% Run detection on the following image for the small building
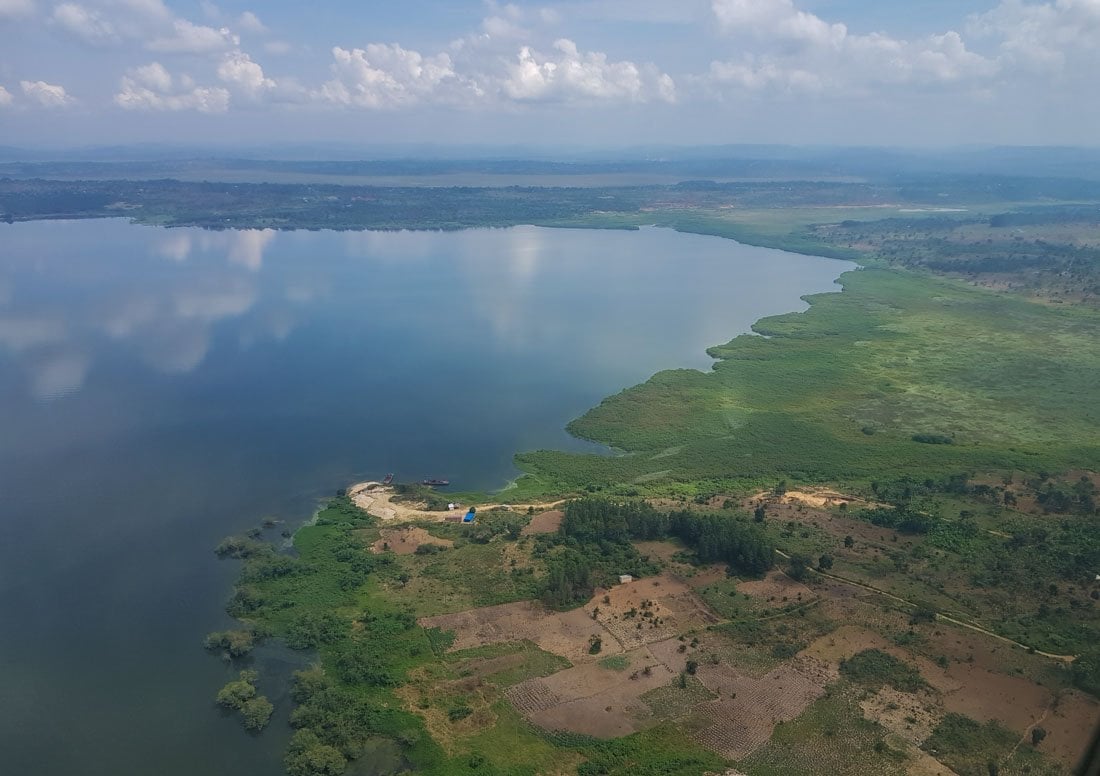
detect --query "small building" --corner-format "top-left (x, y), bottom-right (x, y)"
top-left (618, 574), bottom-right (633, 584)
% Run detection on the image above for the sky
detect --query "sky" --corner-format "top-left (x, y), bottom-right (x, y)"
top-left (0, 0), bottom-right (1097, 149)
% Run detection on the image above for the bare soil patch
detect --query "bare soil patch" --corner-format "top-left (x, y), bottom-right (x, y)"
top-left (372, 526), bottom-right (453, 555)
top-left (691, 655), bottom-right (837, 759)
top-left (940, 662), bottom-right (1054, 732)
top-left (593, 574), bottom-right (721, 651)
top-left (419, 601), bottom-right (618, 664)
top-left (860, 687), bottom-right (944, 746)
top-left (632, 540), bottom-right (684, 564)
top-left (521, 510), bottom-right (563, 535)
top-left (512, 645), bottom-right (674, 738)
top-left (1037, 689), bottom-right (1100, 768)
top-left (737, 569), bottom-right (815, 602)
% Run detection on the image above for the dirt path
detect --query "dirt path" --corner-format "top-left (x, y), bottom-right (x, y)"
top-left (774, 550), bottom-right (1076, 663)
top-left (347, 481), bottom-right (566, 523)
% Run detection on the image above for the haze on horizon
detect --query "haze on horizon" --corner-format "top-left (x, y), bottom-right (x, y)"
top-left (0, 0), bottom-right (1097, 150)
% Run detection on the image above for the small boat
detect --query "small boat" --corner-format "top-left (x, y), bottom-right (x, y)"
top-left (421, 478), bottom-right (450, 487)
top-left (381, 473), bottom-right (394, 485)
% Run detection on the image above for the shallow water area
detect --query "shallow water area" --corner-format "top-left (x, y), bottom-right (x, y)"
top-left (0, 220), bottom-right (854, 775)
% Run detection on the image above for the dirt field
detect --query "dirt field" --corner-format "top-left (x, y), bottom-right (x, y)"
top-left (508, 644), bottom-right (677, 738)
top-left (594, 574), bottom-right (722, 651)
top-left (419, 600), bottom-right (620, 663)
top-left (371, 526), bottom-right (453, 555)
top-left (691, 655), bottom-right (838, 759)
top-left (1037, 689), bottom-right (1100, 767)
top-left (520, 510), bottom-right (563, 536)
top-left (736, 569), bottom-right (815, 602)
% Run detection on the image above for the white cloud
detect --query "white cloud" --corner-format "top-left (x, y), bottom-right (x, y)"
top-left (0, 85), bottom-right (13, 107)
top-left (503, 38), bottom-right (675, 102)
top-left (51, 3), bottom-right (117, 44)
top-left (147, 18), bottom-right (238, 53)
top-left (20, 79), bottom-right (74, 107)
top-left (318, 44), bottom-right (468, 108)
top-left (237, 10), bottom-right (266, 33)
top-left (216, 51), bottom-right (274, 97)
top-left (317, 35), bottom-right (674, 109)
top-left (968, 0), bottom-right (1100, 74)
top-left (706, 0), bottom-right (996, 96)
top-left (0, 0), bottom-right (34, 19)
top-left (114, 62), bottom-right (229, 112)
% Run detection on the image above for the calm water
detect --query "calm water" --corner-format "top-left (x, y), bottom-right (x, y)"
top-left (0, 220), bottom-right (854, 775)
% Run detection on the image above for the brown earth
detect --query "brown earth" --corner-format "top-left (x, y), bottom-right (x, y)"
top-left (520, 510), bottom-right (563, 536)
top-left (593, 574), bottom-right (722, 651)
top-left (1036, 689), bottom-right (1100, 768)
top-left (691, 655), bottom-right (837, 759)
top-left (371, 526), bottom-right (453, 555)
top-left (510, 644), bottom-right (676, 738)
top-left (736, 569), bottom-right (815, 602)
top-left (419, 600), bottom-right (619, 664)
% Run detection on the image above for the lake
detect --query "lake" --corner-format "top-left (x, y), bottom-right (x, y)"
top-left (0, 220), bottom-right (854, 775)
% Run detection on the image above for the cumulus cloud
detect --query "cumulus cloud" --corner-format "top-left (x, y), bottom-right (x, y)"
top-left (504, 38), bottom-right (675, 102)
top-left (968, 0), bottom-right (1100, 74)
top-left (318, 44), bottom-right (469, 108)
top-left (0, 0), bottom-right (34, 19)
top-left (216, 50), bottom-right (274, 98)
top-left (317, 35), bottom-right (674, 109)
top-left (114, 62), bottom-right (229, 112)
top-left (0, 85), bottom-right (12, 107)
top-left (20, 79), bottom-right (74, 107)
top-left (705, 0), bottom-right (996, 96)
top-left (50, 3), bottom-right (117, 44)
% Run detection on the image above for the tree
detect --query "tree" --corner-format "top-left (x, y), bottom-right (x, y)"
top-left (787, 553), bottom-right (811, 581)
top-left (818, 554), bottom-right (834, 571)
top-left (285, 730), bottom-right (347, 776)
top-left (753, 504), bottom-right (767, 523)
top-left (843, 535), bottom-right (855, 548)
top-left (241, 696), bottom-right (274, 731)
top-left (1031, 726), bottom-right (1047, 746)
top-left (216, 671), bottom-right (258, 709)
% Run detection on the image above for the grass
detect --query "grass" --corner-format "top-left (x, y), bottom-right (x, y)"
top-left (738, 685), bottom-right (909, 776)
top-left (923, 713), bottom-right (1066, 776)
top-left (640, 675), bottom-right (717, 719)
top-left (514, 267), bottom-right (1100, 501)
top-left (839, 649), bottom-right (927, 693)
top-left (599, 654), bottom-right (631, 671)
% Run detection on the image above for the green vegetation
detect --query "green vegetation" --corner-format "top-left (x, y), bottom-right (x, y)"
top-left (203, 628), bottom-right (258, 658)
top-left (739, 687), bottom-right (908, 776)
top-left (182, 175), bottom-right (1100, 773)
top-left (923, 713), bottom-right (1064, 776)
top-left (518, 267), bottom-right (1100, 498)
top-left (215, 669), bottom-right (274, 732)
top-left (839, 649), bottom-right (927, 693)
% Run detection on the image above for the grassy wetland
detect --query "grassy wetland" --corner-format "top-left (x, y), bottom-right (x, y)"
top-left (152, 169), bottom-right (1100, 774)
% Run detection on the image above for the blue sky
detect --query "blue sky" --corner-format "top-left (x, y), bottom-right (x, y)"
top-left (0, 0), bottom-right (1097, 148)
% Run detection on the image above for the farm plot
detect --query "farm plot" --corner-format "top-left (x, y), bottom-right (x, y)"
top-left (691, 654), bottom-right (837, 759)
top-left (509, 645), bottom-right (675, 738)
top-left (595, 574), bottom-right (722, 651)
top-left (520, 510), bottom-right (563, 535)
top-left (420, 600), bottom-right (619, 663)
top-left (371, 525), bottom-right (453, 555)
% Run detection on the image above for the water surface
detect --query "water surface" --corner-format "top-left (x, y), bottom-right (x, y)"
top-left (0, 220), bottom-right (854, 774)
